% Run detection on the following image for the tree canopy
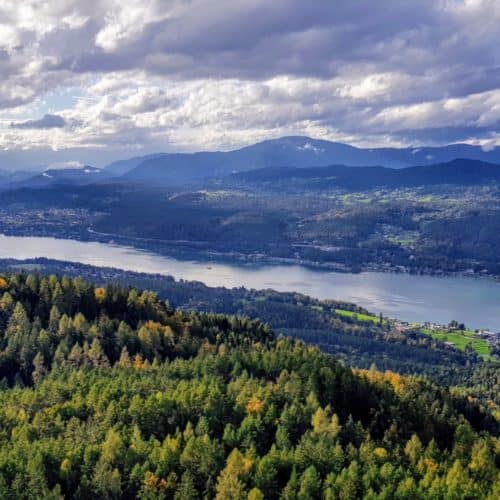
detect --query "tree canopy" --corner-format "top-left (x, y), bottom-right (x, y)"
top-left (0, 272), bottom-right (498, 499)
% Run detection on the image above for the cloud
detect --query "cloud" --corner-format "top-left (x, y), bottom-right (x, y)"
top-left (10, 113), bottom-right (66, 129)
top-left (47, 160), bottom-right (83, 170)
top-left (297, 142), bottom-right (325, 154)
top-left (0, 0), bottom-right (499, 166)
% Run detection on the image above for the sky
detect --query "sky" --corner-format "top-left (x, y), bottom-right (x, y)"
top-left (0, 0), bottom-right (499, 170)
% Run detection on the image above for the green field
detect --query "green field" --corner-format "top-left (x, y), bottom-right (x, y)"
top-left (335, 309), bottom-right (383, 324)
top-left (420, 328), bottom-right (490, 358)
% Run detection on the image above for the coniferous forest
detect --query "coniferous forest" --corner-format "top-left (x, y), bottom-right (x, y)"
top-left (0, 273), bottom-right (498, 499)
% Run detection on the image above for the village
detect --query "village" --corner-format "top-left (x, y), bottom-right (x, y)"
top-left (393, 318), bottom-right (499, 358)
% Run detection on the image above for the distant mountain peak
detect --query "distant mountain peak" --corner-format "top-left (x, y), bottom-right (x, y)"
top-left (6, 164), bottom-right (105, 189)
top-left (95, 136), bottom-right (500, 185)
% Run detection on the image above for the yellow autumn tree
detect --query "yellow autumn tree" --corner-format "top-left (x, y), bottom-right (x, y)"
top-left (118, 347), bottom-right (131, 367)
top-left (133, 353), bottom-right (144, 369)
top-left (101, 428), bottom-right (124, 465)
top-left (311, 406), bottom-right (341, 438)
top-left (95, 287), bottom-right (106, 302)
top-left (247, 488), bottom-right (264, 500)
top-left (404, 434), bottom-right (423, 466)
top-left (355, 368), bottom-right (408, 394)
top-left (138, 321), bottom-right (174, 358)
top-left (215, 449), bottom-right (249, 500)
top-left (246, 397), bottom-right (263, 415)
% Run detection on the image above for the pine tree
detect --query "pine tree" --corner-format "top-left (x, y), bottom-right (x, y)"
top-left (248, 487), bottom-right (265, 500)
top-left (298, 466), bottom-right (321, 500)
top-left (174, 472), bottom-right (198, 500)
top-left (118, 347), bottom-right (131, 367)
top-left (32, 352), bottom-right (47, 384)
top-left (215, 449), bottom-right (249, 500)
top-left (6, 302), bottom-right (30, 340)
top-left (87, 338), bottom-right (109, 367)
top-left (404, 434), bottom-right (423, 466)
top-left (282, 467), bottom-right (299, 500)
top-left (48, 305), bottom-right (61, 334)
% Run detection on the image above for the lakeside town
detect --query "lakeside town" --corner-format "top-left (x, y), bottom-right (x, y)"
top-left (394, 319), bottom-right (500, 358)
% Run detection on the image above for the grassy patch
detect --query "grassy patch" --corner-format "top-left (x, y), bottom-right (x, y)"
top-left (421, 328), bottom-right (490, 358)
top-left (335, 309), bottom-right (383, 324)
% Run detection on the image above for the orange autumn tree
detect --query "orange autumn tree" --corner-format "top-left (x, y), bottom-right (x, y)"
top-left (95, 287), bottom-right (106, 302)
top-left (355, 368), bottom-right (411, 395)
top-left (246, 397), bottom-right (264, 414)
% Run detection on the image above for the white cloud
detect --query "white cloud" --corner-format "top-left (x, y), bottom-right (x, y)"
top-left (0, 0), bottom-right (498, 166)
top-left (47, 160), bottom-right (83, 170)
top-left (297, 142), bottom-right (325, 154)
top-left (95, 1), bottom-right (166, 51)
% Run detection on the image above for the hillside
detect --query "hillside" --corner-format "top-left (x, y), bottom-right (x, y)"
top-left (4, 166), bottom-right (105, 190)
top-left (3, 169), bottom-right (500, 277)
top-left (0, 273), bottom-right (498, 498)
top-left (229, 159), bottom-right (500, 191)
top-left (104, 154), bottom-right (166, 177)
top-left (0, 170), bottom-right (36, 189)
top-left (1, 258), bottom-right (491, 383)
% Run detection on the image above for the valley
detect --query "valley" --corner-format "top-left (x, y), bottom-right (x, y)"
top-left (1, 140), bottom-right (500, 498)
top-left (2, 179), bottom-right (500, 278)
top-left (2, 3), bottom-right (500, 496)
top-left (2, 139), bottom-right (500, 365)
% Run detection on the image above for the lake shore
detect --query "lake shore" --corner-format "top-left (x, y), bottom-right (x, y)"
top-left (0, 226), bottom-right (497, 283)
top-left (1, 233), bottom-right (500, 330)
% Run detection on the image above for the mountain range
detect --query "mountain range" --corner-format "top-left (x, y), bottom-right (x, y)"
top-left (118, 136), bottom-right (500, 184)
top-left (3, 165), bottom-right (103, 189)
top-left (2, 136), bottom-right (500, 189)
top-left (229, 159), bottom-right (500, 191)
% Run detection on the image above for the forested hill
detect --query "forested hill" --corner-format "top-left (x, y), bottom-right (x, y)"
top-left (0, 274), bottom-right (499, 498)
top-left (229, 159), bottom-right (500, 191)
top-left (117, 137), bottom-right (500, 184)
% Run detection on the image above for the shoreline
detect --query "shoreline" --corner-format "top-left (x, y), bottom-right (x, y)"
top-left (0, 227), bottom-right (498, 283)
top-left (0, 255), bottom-right (498, 359)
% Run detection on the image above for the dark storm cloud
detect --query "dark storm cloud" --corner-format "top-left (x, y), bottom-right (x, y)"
top-left (67, 1), bottom-right (441, 79)
top-left (11, 114), bottom-right (66, 129)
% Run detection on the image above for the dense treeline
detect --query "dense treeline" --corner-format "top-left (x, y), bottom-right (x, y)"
top-left (0, 273), bottom-right (271, 385)
top-left (0, 273), bottom-right (499, 498)
top-left (4, 180), bottom-right (500, 276)
top-left (2, 260), bottom-right (496, 402)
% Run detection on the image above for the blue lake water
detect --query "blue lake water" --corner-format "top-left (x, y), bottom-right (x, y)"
top-left (0, 233), bottom-right (499, 330)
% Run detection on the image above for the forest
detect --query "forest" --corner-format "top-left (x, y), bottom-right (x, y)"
top-left (0, 273), bottom-right (499, 499)
top-left (3, 176), bottom-right (500, 277)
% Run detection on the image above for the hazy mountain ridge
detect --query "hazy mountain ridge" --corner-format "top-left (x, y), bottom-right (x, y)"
top-left (0, 169), bottom-right (39, 187)
top-left (229, 158), bottom-right (500, 190)
top-left (1, 165), bottom-right (108, 190)
top-left (104, 153), bottom-right (166, 177)
top-left (3, 137), bottom-right (500, 189)
top-left (116, 136), bottom-right (500, 184)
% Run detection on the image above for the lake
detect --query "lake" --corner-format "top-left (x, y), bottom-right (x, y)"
top-left (0, 233), bottom-right (499, 330)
